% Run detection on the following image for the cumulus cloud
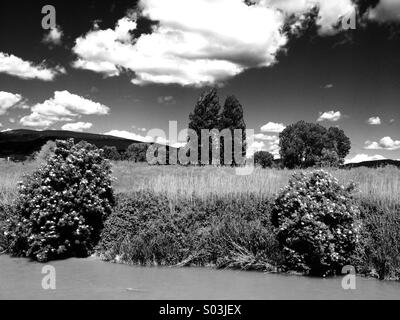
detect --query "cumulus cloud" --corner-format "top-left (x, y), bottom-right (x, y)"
top-left (364, 136), bottom-right (400, 151)
top-left (104, 129), bottom-right (185, 148)
top-left (20, 91), bottom-right (109, 127)
top-left (0, 52), bottom-right (65, 81)
top-left (317, 110), bottom-right (342, 122)
top-left (368, 0), bottom-right (400, 23)
top-left (260, 122), bottom-right (286, 133)
top-left (256, 0), bottom-right (356, 35)
top-left (367, 116), bottom-right (381, 125)
top-left (104, 130), bottom-right (154, 143)
top-left (43, 26), bottom-right (63, 46)
top-left (71, 0), bottom-right (365, 86)
top-left (73, 0), bottom-right (288, 86)
top-left (345, 153), bottom-right (386, 164)
top-left (0, 91), bottom-right (23, 115)
top-left (61, 122), bottom-right (93, 132)
top-left (248, 132), bottom-right (280, 157)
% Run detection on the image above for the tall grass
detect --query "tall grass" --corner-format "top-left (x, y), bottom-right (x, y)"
top-left (2, 161), bottom-right (400, 205)
top-left (112, 162), bottom-right (400, 205)
top-left (0, 161), bottom-right (38, 207)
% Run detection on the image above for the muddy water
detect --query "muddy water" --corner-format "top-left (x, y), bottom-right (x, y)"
top-left (0, 255), bottom-right (399, 300)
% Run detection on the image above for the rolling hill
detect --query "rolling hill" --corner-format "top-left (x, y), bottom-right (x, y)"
top-left (0, 129), bottom-right (143, 160)
top-left (341, 159), bottom-right (400, 169)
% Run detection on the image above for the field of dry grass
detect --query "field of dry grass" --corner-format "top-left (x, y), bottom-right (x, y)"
top-left (111, 161), bottom-right (400, 205)
top-left (2, 160), bottom-right (399, 206)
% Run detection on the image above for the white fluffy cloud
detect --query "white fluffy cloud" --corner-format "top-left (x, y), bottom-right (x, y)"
top-left (364, 136), bottom-right (400, 151)
top-left (71, 0), bottom-right (363, 86)
top-left (260, 122), bottom-right (286, 133)
top-left (367, 116), bottom-right (381, 125)
top-left (0, 52), bottom-right (65, 81)
top-left (0, 91), bottom-right (23, 115)
top-left (368, 0), bottom-right (400, 22)
top-left (317, 110), bottom-right (342, 122)
top-left (73, 0), bottom-right (288, 86)
top-left (20, 91), bottom-right (109, 127)
top-left (104, 130), bottom-right (154, 143)
top-left (104, 129), bottom-right (186, 148)
top-left (61, 122), bottom-right (93, 132)
top-left (248, 133), bottom-right (280, 157)
top-left (43, 26), bottom-right (64, 46)
top-left (345, 153), bottom-right (386, 164)
top-left (255, 0), bottom-right (356, 35)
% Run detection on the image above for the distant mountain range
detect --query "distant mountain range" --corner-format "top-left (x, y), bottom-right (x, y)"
top-left (0, 129), bottom-right (142, 160)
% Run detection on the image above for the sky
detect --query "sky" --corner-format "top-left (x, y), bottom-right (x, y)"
top-left (0, 0), bottom-right (400, 163)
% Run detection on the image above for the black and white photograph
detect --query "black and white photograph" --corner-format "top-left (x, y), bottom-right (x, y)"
top-left (1, 0), bottom-right (400, 310)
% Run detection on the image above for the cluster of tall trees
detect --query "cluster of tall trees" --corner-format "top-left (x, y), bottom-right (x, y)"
top-left (103, 89), bottom-right (351, 169)
top-left (188, 88), bottom-right (247, 165)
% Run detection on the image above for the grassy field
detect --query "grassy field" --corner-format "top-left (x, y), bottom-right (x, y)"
top-left (2, 160), bottom-right (400, 205)
top-left (112, 162), bottom-right (400, 205)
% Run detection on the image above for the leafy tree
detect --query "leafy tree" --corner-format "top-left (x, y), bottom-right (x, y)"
top-left (279, 121), bottom-right (351, 169)
top-left (219, 95), bottom-right (246, 165)
top-left (102, 146), bottom-right (121, 161)
top-left (316, 148), bottom-right (341, 167)
top-left (325, 127), bottom-right (351, 162)
top-left (254, 151), bottom-right (274, 168)
top-left (188, 88), bottom-right (221, 164)
top-left (126, 143), bottom-right (148, 162)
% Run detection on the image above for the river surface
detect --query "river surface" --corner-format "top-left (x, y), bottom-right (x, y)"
top-left (0, 255), bottom-right (399, 300)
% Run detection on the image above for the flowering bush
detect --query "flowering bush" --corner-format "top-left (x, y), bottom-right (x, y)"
top-left (271, 170), bottom-right (360, 276)
top-left (5, 139), bottom-right (115, 262)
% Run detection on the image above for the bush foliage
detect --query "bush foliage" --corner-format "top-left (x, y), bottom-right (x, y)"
top-left (4, 139), bottom-right (115, 262)
top-left (98, 192), bottom-right (282, 270)
top-left (271, 170), bottom-right (360, 276)
top-left (254, 151), bottom-right (274, 168)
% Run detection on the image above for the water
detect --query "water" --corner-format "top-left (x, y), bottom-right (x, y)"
top-left (0, 255), bottom-right (399, 300)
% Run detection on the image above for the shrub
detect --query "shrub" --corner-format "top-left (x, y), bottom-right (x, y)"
top-left (98, 192), bottom-right (281, 270)
top-left (125, 143), bottom-right (148, 162)
top-left (4, 139), bottom-right (115, 262)
top-left (254, 151), bottom-right (274, 169)
top-left (102, 146), bottom-right (121, 161)
top-left (0, 203), bottom-right (12, 252)
top-left (271, 170), bottom-right (360, 276)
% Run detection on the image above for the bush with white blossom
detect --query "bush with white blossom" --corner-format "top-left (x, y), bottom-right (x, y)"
top-left (271, 170), bottom-right (360, 276)
top-left (5, 139), bottom-right (115, 262)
